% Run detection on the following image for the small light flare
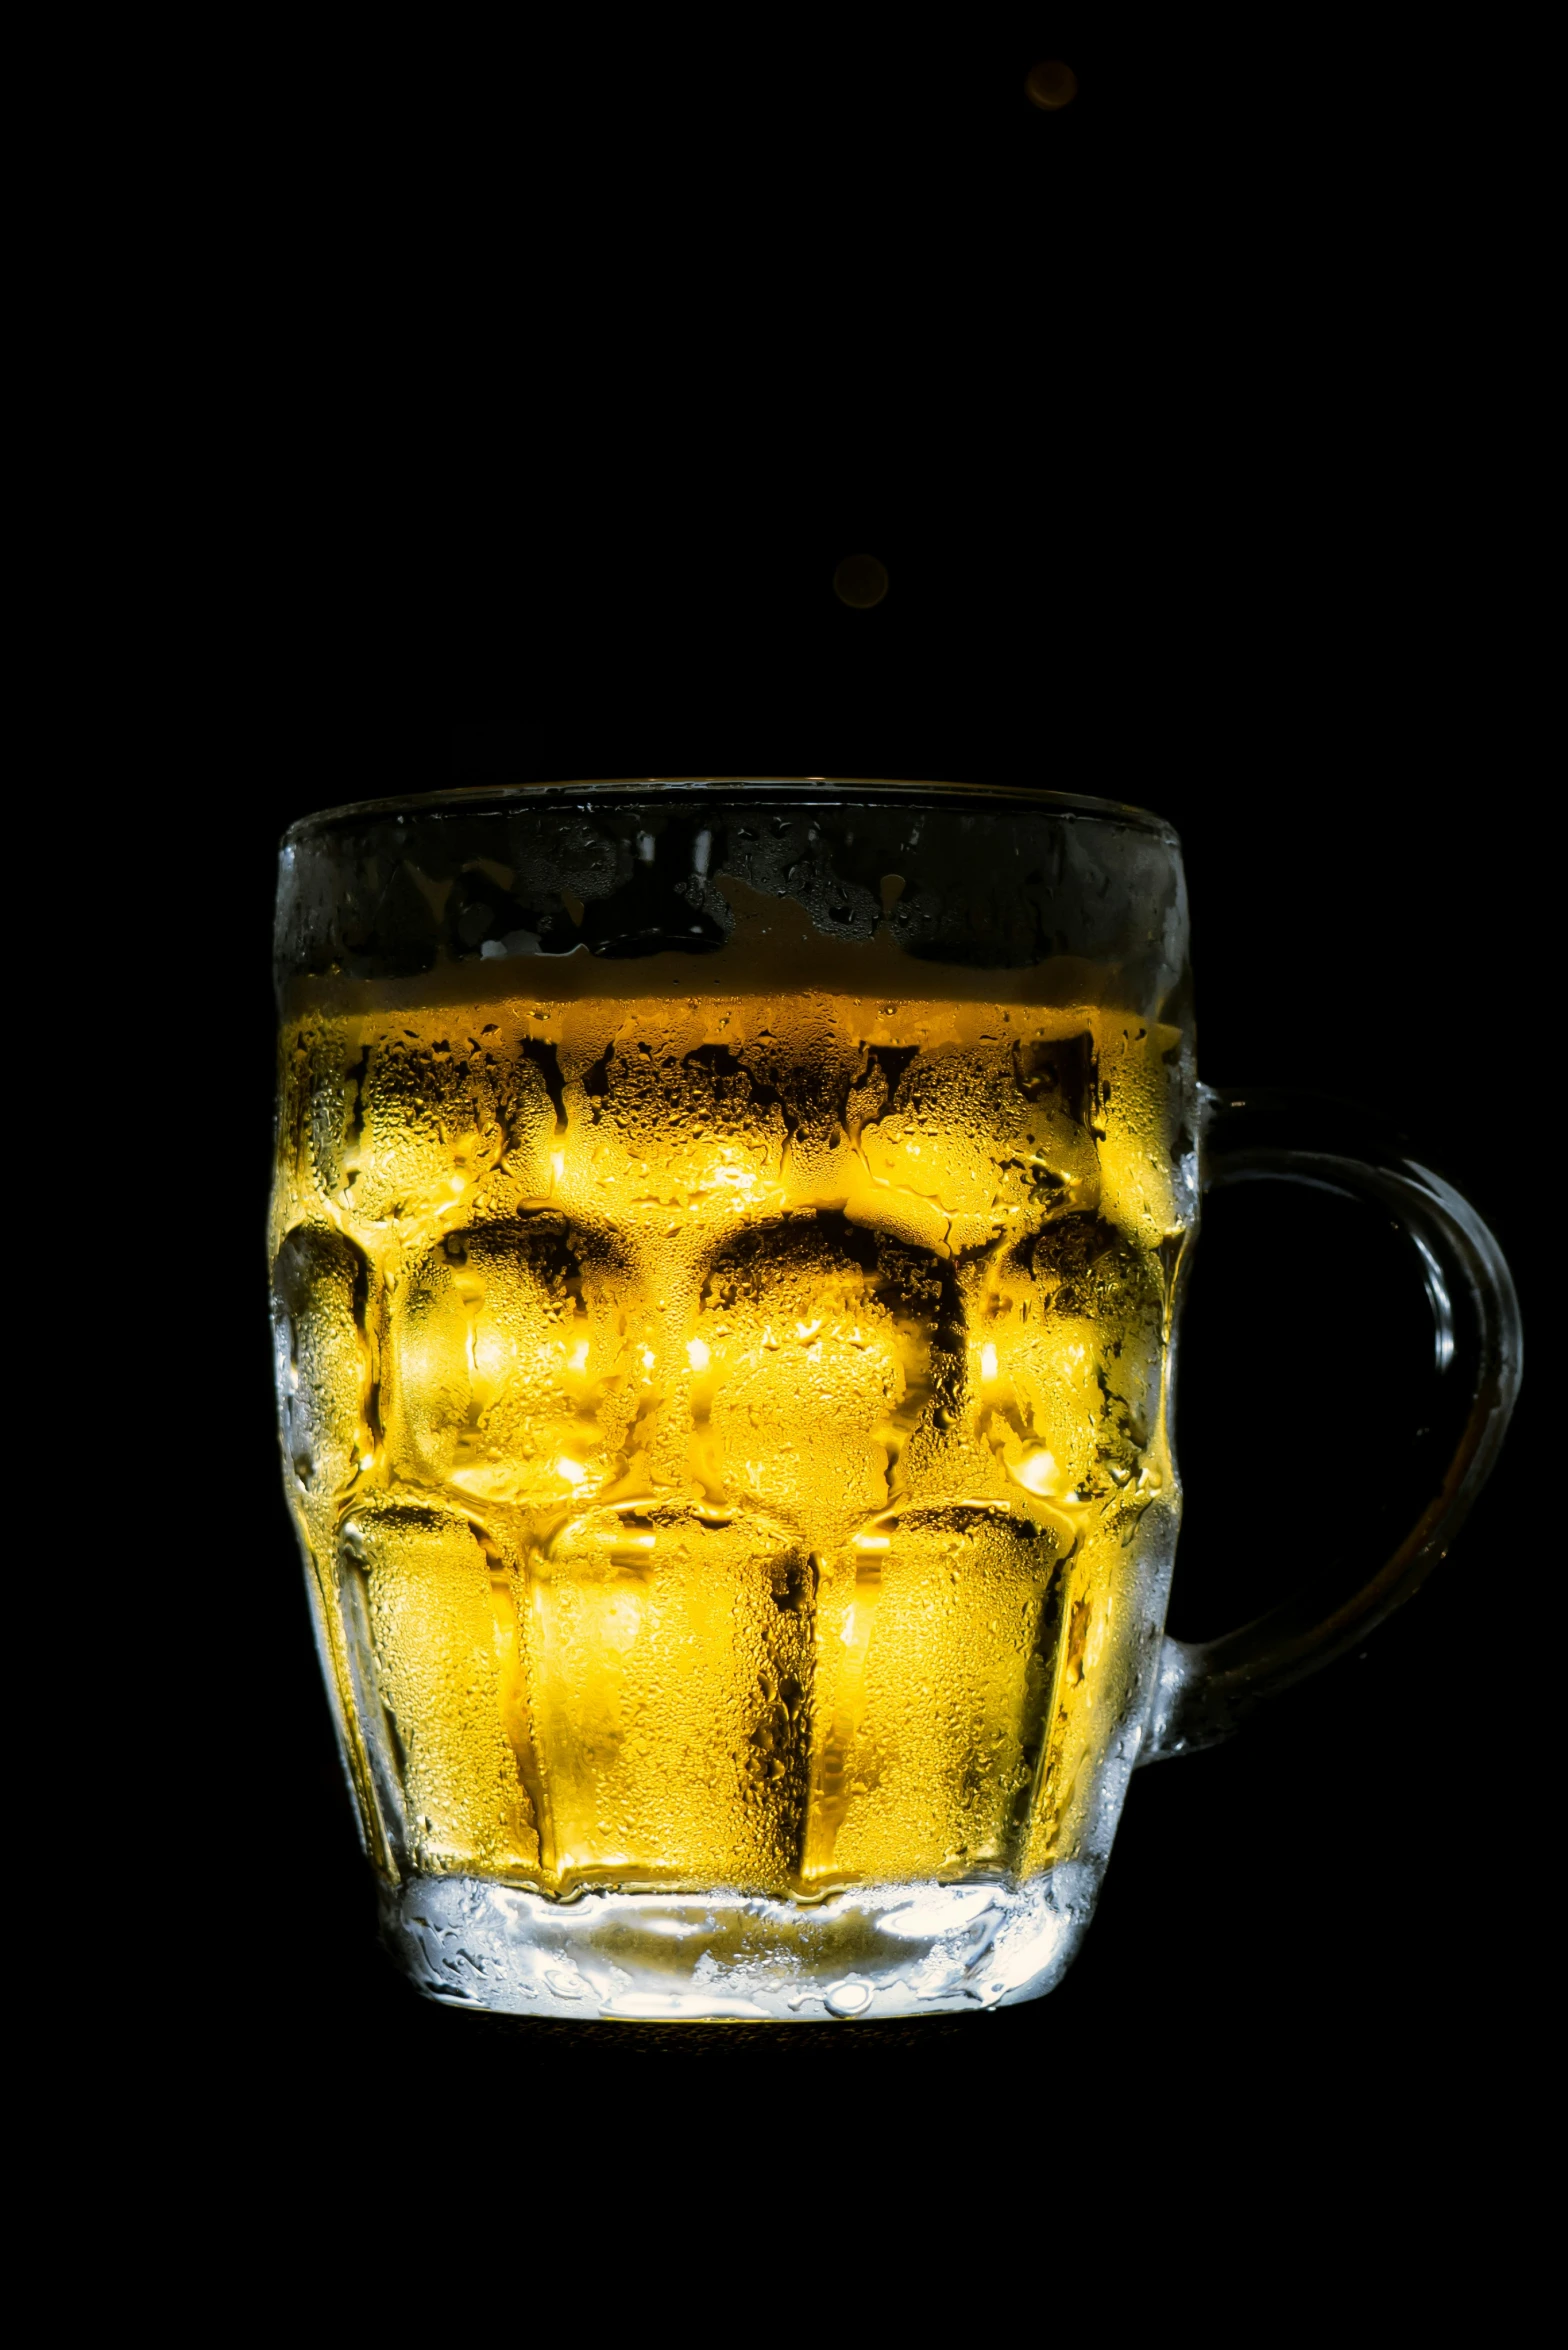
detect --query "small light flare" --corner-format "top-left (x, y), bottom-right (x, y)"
top-left (554, 1456), bottom-right (589, 1487)
top-left (687, 1337), bottom-right (711, 1373)
top-left (568, 1339), bottom-right (590, 1374)
top-left (1025, 59), bottom-right (1077, 110)
top-left (833, 553), bottom-right (889, 609)
top-left (980, 1341), bottom-right (999, 1384)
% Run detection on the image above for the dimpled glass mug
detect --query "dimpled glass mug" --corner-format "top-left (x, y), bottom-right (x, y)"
top-left (270, 781), bottom-right (1521, 2021)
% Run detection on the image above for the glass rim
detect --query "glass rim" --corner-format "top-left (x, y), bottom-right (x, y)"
top-left (281, 778), bottom-right (1180, 851)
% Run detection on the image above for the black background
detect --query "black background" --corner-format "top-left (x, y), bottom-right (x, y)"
top-left (167, 21), bottom-right (1540, 2102)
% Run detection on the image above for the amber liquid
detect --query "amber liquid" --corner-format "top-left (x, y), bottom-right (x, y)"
top-left (272, 966), bottom-right (1190, 1897)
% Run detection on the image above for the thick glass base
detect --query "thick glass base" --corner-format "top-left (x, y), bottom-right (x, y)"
top-left (382, 1867), bottom-right (1096, 2022)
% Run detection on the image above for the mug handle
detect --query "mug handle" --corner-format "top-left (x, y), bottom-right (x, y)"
top-left (1142, 1087), bottom-right (1523, 1761)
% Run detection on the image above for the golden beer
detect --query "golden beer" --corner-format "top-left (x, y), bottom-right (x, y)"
top-left (273, 945), bottom-right (1190, 1909)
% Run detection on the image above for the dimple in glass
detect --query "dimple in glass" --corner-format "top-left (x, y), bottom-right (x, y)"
top-left (271, 781), bottom-right (1521, 2020)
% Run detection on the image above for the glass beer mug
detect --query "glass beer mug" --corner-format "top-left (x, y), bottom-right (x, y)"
top-left (271, 781), bottom-right (1520, 2021)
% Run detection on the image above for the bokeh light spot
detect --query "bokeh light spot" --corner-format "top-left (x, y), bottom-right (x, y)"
top-left (833, 553), bottom-right (889, 609)
top-left (1025, 59), bottom-right (1077, 111)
